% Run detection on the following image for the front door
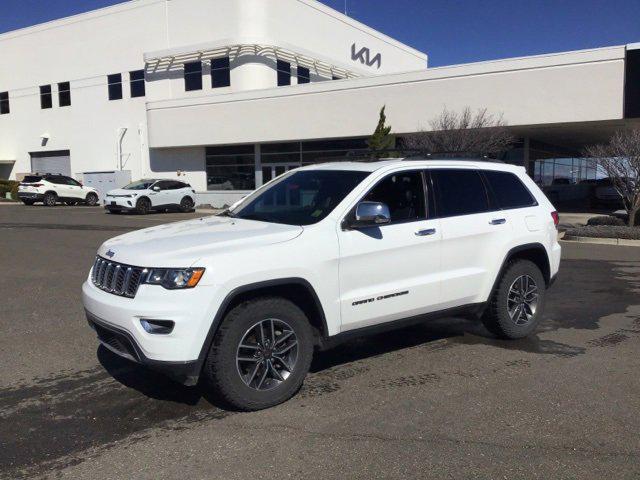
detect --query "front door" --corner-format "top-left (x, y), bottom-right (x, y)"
top-left (338, 170), bottom-right (442, 332)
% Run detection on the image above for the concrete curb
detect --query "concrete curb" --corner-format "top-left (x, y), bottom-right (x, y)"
top-left (562, 235), bottom-right (640, 247)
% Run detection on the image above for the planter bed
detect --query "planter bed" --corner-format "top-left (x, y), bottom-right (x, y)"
top-left (565, 225), bottom-right (640, 240)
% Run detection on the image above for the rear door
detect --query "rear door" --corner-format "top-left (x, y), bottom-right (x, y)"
top-left (431, 168), bottom-right (512, 308)
top-left (338, 169), bottom-right (442, 331)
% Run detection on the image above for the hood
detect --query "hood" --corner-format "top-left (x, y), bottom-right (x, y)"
top-left (106, 188), bottom-right (142, 196)
top-left (98, 216), bottom-right (303, 267)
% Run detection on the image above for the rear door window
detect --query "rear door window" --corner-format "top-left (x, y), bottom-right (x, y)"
top-left (22, 175), bottom-right (42, 183)
top-left (482, 170), bottom-right (537, 209)
top-left (431, 169), bottom-right (489, 217)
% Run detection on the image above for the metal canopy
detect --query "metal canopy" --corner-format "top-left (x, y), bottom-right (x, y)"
top-left (144, 39), bottom-right (361, 79)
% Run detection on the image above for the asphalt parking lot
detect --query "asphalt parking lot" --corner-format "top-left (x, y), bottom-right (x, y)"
top-left (1, 204), bottom-right (640, 479)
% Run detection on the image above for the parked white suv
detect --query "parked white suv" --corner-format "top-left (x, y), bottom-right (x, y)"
top-left (83, 160), bottom-right (561, 410)
top-left (104, 179), bottom-right (196, 214)
top-left (18, 174), bottom-right (99, 206)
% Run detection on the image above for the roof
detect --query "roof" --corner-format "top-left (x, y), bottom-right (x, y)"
top-left (298, 158), bottom-right (524, 173)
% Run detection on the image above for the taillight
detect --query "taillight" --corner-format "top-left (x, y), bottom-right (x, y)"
top-left (551, 211), bottom-right (559, 228)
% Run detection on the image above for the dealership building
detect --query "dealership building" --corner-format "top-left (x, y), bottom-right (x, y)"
top-left (0, 0), bottom-right (639, 206)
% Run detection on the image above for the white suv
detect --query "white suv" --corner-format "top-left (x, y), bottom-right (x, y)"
top-left (18, 174), bottom-right (99, 206)
top-left (104, 179), bottom-right (196, 214)
top-left (82, 159), bottom-right (561, 410)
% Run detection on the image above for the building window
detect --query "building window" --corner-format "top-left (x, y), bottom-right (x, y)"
top-left (130, 70), bottom-right (145, 98)
top-left (40, 85), bottom-right (52, 109)
top-left (0, 92), bottom-right (9, 114)
top-left (206, 145), bottom-right (255, 191)
top-left (184, 61), bottom-right (203, 91)
top-left (277, 60), bottom-right (291, 86)
top-left (211, 57), bottom-right (231, 88)
top-left (297, 66), bottom-right (310, 84)
top-left (108, 74), bottom-right (123, 100)
top-left (58, 82), bottom-right (71, 107)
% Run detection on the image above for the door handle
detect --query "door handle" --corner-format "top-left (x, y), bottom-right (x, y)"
top-left (489, 218), bottom-right (507, 225)
top-left (415, 228), bottom-right (436, 236)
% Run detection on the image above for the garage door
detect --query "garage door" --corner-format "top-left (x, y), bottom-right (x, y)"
top-left (30, 150), bottom-right (71, 176)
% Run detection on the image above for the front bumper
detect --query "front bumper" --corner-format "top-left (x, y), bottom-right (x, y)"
top-left (104, 196), bottom-right (136, 210)
top-left (82, 279), bottom-right (226, 384)
top-left (86, 311), bottom-right (200, 385)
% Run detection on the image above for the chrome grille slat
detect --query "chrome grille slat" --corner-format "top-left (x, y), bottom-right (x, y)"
top-left (91, 256), bottom-right (144, 298)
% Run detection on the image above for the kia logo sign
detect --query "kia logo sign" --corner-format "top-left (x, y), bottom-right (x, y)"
top-left (351, 43), bottom-right (382, 69)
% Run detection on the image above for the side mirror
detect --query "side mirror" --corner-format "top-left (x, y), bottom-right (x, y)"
top-left (152, 186), bottom-right (161, 192)
top-left (349, 201), bottom-right (391, 228)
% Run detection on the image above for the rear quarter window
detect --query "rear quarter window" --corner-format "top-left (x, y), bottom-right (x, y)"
top-left (483, 170), bottom-right (537, 209)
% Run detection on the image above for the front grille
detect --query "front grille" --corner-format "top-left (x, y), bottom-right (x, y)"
top-left (91, 256), bottom-right (146, 298)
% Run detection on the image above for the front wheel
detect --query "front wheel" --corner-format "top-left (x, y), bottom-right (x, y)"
top-left (202, 297), bottom-right (314, 411)
top-left (85, 193), bottom-right (99, 206)
top-left (135, 197), bottom-right (151, 215)
top-left (481, 259), bottom-right (546, 339)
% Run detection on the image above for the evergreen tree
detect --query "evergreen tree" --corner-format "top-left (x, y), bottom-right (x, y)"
top-left (367, 106), bottom-right (396, 158)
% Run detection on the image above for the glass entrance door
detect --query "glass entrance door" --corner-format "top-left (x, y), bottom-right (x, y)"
top-left (261, 163), bottom-right (299, 184)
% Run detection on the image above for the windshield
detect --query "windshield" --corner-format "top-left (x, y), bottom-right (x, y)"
top-left (123, 180), bottom-right (157, 190)
top-left (230, 170), bottom-right (370, 226)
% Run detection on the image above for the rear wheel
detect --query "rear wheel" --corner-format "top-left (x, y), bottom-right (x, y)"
top-left (135, 197), bottom-right (151, 215)
top-left (179, 196), bottom-right (194, 213)
top-left (203, 297), bottom-right (314, 411)
top-left (482, 259), bottom-right (546, 339)
top-left (85, 192), bottom-right (99, 206)
top-left (43, 192), bottom-right (57, 207)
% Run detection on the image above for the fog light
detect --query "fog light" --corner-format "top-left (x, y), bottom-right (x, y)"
top-left (140, 319), bottom-right (174, 334)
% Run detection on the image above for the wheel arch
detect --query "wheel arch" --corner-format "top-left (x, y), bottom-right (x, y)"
top-left (196, 278), bottom-right (329, 373)
top-left (491, 243), bottom-right (551, 296)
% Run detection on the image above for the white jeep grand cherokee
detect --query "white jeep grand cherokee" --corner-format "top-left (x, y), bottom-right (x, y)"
top-left (83, 159), bottom-right (561, 410)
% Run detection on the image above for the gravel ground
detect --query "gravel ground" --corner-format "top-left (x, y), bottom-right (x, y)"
top-left (565, 225), bottom-right (640, 240)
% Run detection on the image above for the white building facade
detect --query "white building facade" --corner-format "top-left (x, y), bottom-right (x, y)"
top-left (1, 0), bottom-right (639, 206)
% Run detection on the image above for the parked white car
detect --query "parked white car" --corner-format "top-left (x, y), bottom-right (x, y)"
top-left (104, 179), bottom-right (196, 214)
top-left (18, 174), bottom-right (99, 206)
top-left (83, 159), bottom-right (561, 410)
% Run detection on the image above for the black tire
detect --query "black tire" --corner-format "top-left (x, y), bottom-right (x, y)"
top-left (202, 297), bottom-right (314, 411)
top-left (179, 196), bottom-right (194, 213)
top-left (481, 259), bottom-right (546, 339)
top-left (21, 200), bottom-right (35, 206)
top-left (85, 193), bottom-right (99, 206)
top-left (135, 197), bottom-right (151, 215)
top-left (43, 192), bottom-right (57, 207)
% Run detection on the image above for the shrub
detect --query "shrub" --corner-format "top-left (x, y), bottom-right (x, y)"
top-left (0, 180), bottom-right (19, 200)
top-left (586, 215), bottom-right (625, 227)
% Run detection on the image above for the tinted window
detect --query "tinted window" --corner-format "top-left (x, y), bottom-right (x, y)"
top-left (155, 181), bottom-right (172, 190)
top-left (22, 175), bottom-right (42, 183)
top-left (46, 175), bottom-right (65, 184)
top-left (232, 170), bottom-right (369, 226)
top-left (363, 171), bottom-right (426, 223)
top-left (40, 85), bottom-right (52, 109)
top-left (123, 180), bottom-right (157, 190)
top-left (483, 171), bottom-right (537, 209)
top-left (211, 57), bottom-right (231, 88)
top-left (130, 70), bottom-right (145, 98)
top-left (58, 82), bottom-right (71, 107)
top-left (297, 66), bottom-right (310, 84)
top-left (108, 74), bottom-right (123, 100)
top-left (277, 60), bottom-right (291, 86)
top-left (432, 169), bottom-right (489, 217)
top-left (0, 91), bottom-right (9, 114)
top-left (184, 61), bottom-right (202, 91)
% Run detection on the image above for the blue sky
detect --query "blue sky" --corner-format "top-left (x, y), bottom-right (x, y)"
top-left (2, 0), bottom-right (639, 66)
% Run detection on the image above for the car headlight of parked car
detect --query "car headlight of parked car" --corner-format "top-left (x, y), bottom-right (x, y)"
top-left (144, 268), bottom-right (205, 289)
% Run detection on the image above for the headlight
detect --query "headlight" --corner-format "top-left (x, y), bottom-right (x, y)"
top-left (144, 268), bottom-right (205, 289)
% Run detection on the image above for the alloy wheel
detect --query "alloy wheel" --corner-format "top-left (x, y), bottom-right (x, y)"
top-left (507, 275), bottom-right (539, 326)
top-left (236, 318), bottom-right (299, 391)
